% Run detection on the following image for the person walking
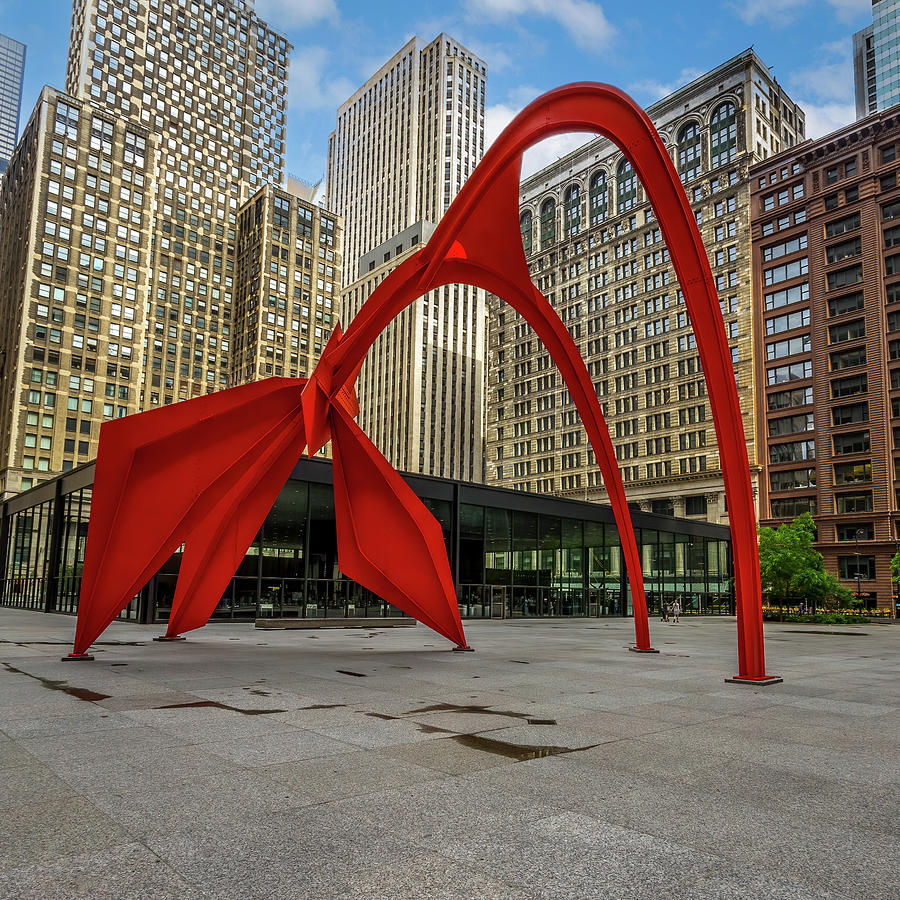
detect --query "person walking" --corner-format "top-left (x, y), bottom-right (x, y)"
top-left (672, 599), bottom-right (680, 624)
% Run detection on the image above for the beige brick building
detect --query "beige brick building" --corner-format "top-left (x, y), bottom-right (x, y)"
top-left (486, 50), bottom-right (805, 524)
top-left (0, 87), bottom-right (154, 493)
top-left (233, 178), bottom-right (341, 384)
top-left (0, 0), bottom-right (293, 497)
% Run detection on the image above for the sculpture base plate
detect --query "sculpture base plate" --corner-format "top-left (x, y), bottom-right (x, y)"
top-left (61, 653), bottom-right (94, 662)
top-left (153, 635), bottom-right (186, 642)
top-left (725, 675), bottom-right (783, 686)
top-left (452, 645), bottom-right (475, 652)
top-left (628, 646), bottom-right (659, 653)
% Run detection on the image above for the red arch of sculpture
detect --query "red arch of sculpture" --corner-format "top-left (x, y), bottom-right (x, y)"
top-left (67, 83), bottom-right (774, 683)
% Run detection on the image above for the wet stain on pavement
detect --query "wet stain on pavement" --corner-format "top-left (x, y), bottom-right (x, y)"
top-left (1, 661), bottom-right (110, 702)
top-left (450, 733), bottom-right (597, 761)
top-left (336, 669), bottom-right (367, 677)
top-left (300, 703), bottom-right (347, 710)
top-left (404, 701), bottom-right (556, 725)
top-left (154, 699), bottom-right (286, 715)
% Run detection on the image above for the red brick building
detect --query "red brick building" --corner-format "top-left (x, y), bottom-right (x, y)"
top-left (750, 108), bottom-right (900, 612)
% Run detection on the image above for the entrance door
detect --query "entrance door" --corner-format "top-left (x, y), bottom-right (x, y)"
top-left (490, 586), bottom-right (506, 619)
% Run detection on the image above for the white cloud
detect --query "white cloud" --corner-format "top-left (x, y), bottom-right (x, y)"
top-left (465, 0), bottom-right (615, 52)
top-left (826, 0), bottom-right (870, 23)
top-left (288, 47), bottom-right (355, 111)
top-left (732, 0), bottom-right (868, 26)
top-left (731, 0), bottom-right (809, 25)
top-left (628, 68), bottom-right (704, 103)
top-left (788, 40), bottom-right (853, 104)
top-left (797, 101), bottom-right (856, 139)
top-left (254, 0), bottom-right (339, 28)
top-left (485, 96), bottom-right (593, 178)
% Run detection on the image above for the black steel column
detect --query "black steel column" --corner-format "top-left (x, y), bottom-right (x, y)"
top-left (451, 481), bottom-right (461, 594)
top-left (0, 500), bottom-right (9, 608)
top-left (44, 480), bottom-right (66, 613)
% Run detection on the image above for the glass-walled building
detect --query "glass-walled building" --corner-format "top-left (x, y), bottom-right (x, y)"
top-left (0, 457), bottom-right (733, 624)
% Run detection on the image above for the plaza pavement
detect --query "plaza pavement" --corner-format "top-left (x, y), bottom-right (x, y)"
top-left (0, 607), bottom-right (897, 899)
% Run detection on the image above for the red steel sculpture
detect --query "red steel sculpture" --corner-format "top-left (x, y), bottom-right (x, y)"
top-left (67, 83), bottom-right (775, 683)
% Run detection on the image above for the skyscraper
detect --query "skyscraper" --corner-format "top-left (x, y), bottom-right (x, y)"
top-left (0, 33), bottom-right (26, 173)
top-left (327, 35), bottom-right (488, 483)
top-left (485, 51), bottom-right (805, 525)
top-left (854, 0), bottom-right (900, 118)
top-left (0, 0), bottom-right (293, 497)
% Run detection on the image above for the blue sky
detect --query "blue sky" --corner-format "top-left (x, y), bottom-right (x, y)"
top-left (0, 0), bottom-right (874, 183)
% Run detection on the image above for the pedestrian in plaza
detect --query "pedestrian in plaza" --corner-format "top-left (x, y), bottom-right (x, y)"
top-left (665, 602), bottom-right (672, 622)
top-left (660, 603), bottom-right (667, 623)
top-left (672, 599), bottom-right (680, 624)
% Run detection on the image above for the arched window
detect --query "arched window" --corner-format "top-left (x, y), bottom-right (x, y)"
top-left (617, 159), bottom-right (637, 213)
top-left (677, 121), bottom-right (702, 183)
top-left (589, 171), bottom-right (608, 225)
top-left (563, 184), bottom-right (581, 237)
top-left (540, 198), bottom-right (556, 248)
top-left (520, 210), bottom-right (533, 256)
top-left (710, 102), bottom-right (737, 169)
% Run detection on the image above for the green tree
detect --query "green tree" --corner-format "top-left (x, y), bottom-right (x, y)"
top-left (757, 512), bottom-right (854, 610)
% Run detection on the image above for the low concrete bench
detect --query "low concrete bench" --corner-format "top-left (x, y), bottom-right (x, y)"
top-left (255, 617), bottom-right (416, 630)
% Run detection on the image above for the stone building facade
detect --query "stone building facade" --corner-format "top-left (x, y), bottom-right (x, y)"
top-left (329, 35), bottom-right (488, 483)
top-left (485, 50), bottom-right (805, 525)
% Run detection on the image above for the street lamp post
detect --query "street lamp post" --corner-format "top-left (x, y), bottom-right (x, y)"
top-left (855, 528), bottom-right (864, 609)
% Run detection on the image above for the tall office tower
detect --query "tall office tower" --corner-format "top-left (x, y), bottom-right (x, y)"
top-left (0, 88), bottom-right (154, 494)
top-left (0, 33), bottom-right (26, 173)
top-left (751, 107), bottom-right (900, 612)
top-left (0, 0), bottom-right (292, 497)
top-left (854, 0), bottom-right (900, 118)
top-left (485, 51), bottom-right (805, 525)
top-left (328, 35), bottom-right (488, 482)
top-left (65, 0), bottom-right (291, 408)
top-left (233, 177), bottom-right (342, 383)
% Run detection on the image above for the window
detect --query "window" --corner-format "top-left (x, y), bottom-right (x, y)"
top-left (539, 198), bottom-right (555, 249)
top-left (677, 122), bottom-right (702, 182)
top-left (828, 318), bottom-right (865, 343)
top-left (563, 184), bottom-right (581, 237)
top-left (827, 291), bottom-right (864, 317)
top-left (769, 468), bottom-right (816, 491)
top-left (764, 258), bottom-right (808, 286)
top-left (831, 374), bottom-right (867, 398)
top-left (589, 170), bottom-right (608, 225)
top-left (769, 413), bottom-right (814, 436)
top-left (769, 440), bottom-right (814, 463)
top-left (838, 555), bottom-right (875, 579)
top-left (770, 497), bottom-right (817, 517)
top-left (835, 492), bottom-right (872, 513)
top-left (766, 335), bottom-right (810, 360)
top-left (763, 235), bottom-right (807, 262)
top-left (832, 402), bottom-right (868, 425)
top-left (825, 212), bottom-right (860, 238)
top-left (766, 309), bottom-right (809, 335)
top-left (885, 225), bottom-right (900, 247)
top-left (826, 265), bottom-right (862, 290)
top-left (765, 282), bottom-right (809, 310)
top-left (834, 461), bottom-right (872, 484)
top-left (519, 210), bottom-right (532, 256)
top-left (617, 159), bottom-right (637, 213)
top-left (837, 523), bottom-right (873, 541)
top-left (826, 237), bottom-right (861, 264)
top-left (767, 361), bottom-right (812, 384)
top-left (768, 386), bottom-right (812, 410)
top-left (833, 430), bottom-right (869, 455)
top-left (710, 102), bottom-right (737, 168)
top-left (830, 346), bottom-right (866, 370)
